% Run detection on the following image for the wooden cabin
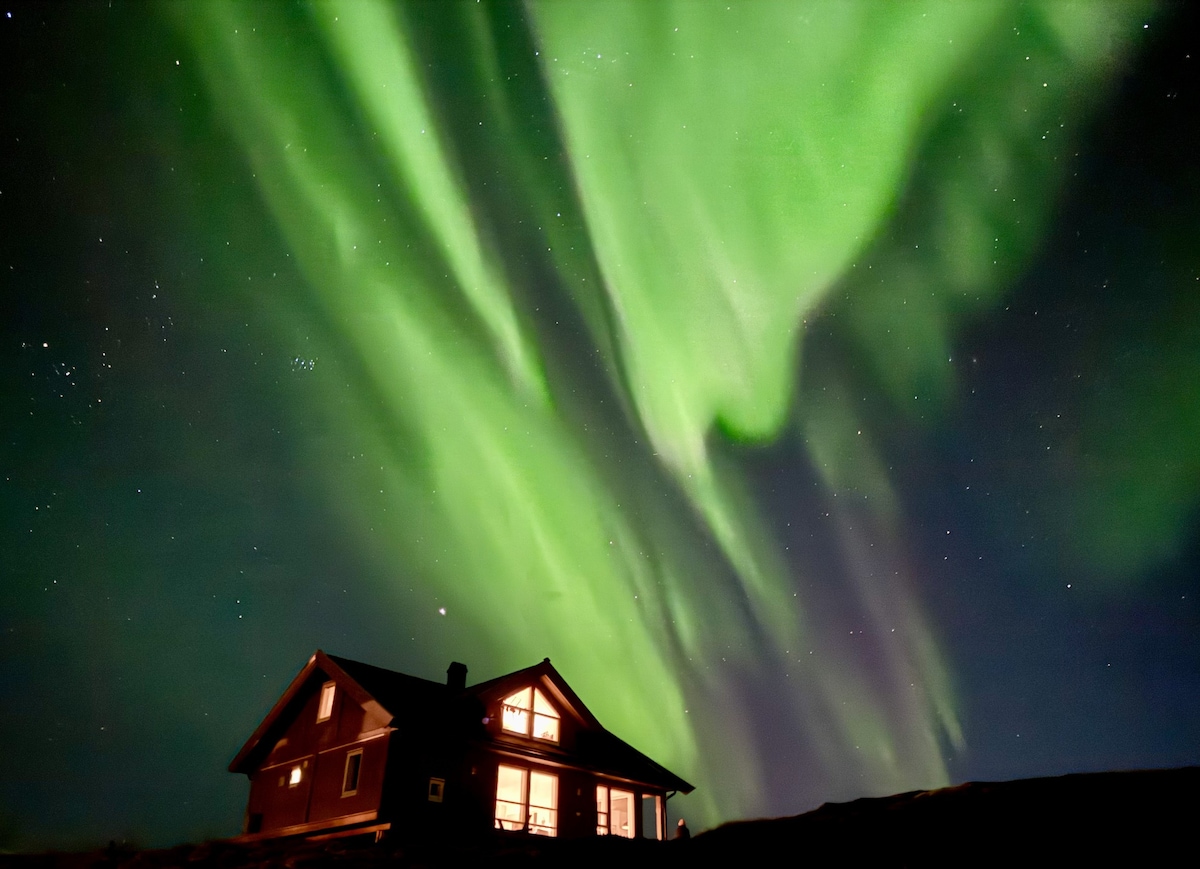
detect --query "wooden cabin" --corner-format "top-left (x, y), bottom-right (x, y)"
top-left (228, 650), bottom-right (694, 841)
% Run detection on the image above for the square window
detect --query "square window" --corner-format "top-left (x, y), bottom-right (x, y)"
top-left (428, 777), bottom-right (445, 803)
top-left (494, 765), bottom-right (558, 836)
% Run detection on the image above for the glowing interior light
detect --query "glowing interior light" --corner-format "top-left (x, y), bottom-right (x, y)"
top-left (533, 688), bottom-right (560, 741)
top-left (502, 687), bottom-right (532, 735)
top-left (610, 788), bottom-right (635, 838)
top-left (494, 764), bottom-right (527, 831)
top-left (501, 686), bottom-right (560, 742)
top-left (596, 785), bottom-right (609, 836)
top-left (528, 770), bottom-right (558, 836)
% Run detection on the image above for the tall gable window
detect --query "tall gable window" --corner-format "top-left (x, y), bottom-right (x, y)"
top-left (317, 681), bottom-right (336, 722)
top-left (501, 686), bottom-right (559, 742)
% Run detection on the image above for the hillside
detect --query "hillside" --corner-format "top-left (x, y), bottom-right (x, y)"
top-left (6, 768), bottom-right (1196, 868)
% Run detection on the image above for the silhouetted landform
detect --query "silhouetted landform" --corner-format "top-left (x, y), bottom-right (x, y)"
top-left (5, 768), bottom-right (1196, 868)
top-left (694, 766), bottom-right (1200, 866)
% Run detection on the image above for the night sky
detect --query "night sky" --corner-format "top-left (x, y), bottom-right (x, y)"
top-left (2, 0), bottom-right (1198, 852)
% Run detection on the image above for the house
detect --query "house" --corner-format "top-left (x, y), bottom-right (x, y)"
top-left (228, 650), bottom-right (694, 841)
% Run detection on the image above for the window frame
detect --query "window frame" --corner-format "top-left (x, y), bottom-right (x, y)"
top-left (595, 784), bottom-right (636, 838)
top-left (495, 764), bottom-right (558, 837)
top-left (500, 686), bottom-right (561, 743)
top-left (428, 777), bottom-right (445, 803)
top-left (341, 748), bottom-right (363, 797)
top-left (317, 681), bottom-right (336, 722)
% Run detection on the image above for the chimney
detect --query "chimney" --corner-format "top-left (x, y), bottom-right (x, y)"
top-left (447, 661), bottom-right (467, 692)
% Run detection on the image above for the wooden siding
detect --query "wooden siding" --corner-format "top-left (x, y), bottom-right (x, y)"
top-left (246, 671), bottom-right (392, 835)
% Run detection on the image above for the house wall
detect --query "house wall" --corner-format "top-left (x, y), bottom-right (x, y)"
top-left (458, 748), bottom-right (666, 840)
top-left (245, 673), bottom-right (392, 835)
top-left (455, 681), bottom-right (670, 840)
top-left (237, 664), bottom-right (684, 841)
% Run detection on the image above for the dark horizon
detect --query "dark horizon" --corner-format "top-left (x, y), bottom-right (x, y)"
top-left (3, 0), bottom-right (1198, 852)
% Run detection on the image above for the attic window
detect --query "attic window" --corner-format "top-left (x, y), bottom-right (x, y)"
top-left (501, 687), bottom-right (559, 742)
top-left (317, 681), bottom-right (336, 722)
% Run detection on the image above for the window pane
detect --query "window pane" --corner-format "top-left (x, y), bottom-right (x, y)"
top-left (342, 751), bottom-right (362, 795)
top-left (528, 808), bottom-right (556, 837)
top-left (533, 689), bottom-right (557, 717)
top-left (502, 688), bottom-right (532, 734)
top-left (317, 682), bottom-right (336, 721)
top-left (596, 786), bottom-right (609, 835)
top-left (529, 772), bottom-right (557, 837)
top-left (532, 713), bottom-right (559, 742)
top-left (529, 772), bottom-right (557, 810)
top-left (610, 789), bottom-right (635, 838)
top-left (496, 765), bottom-right (527, 800)
top-left (641, 794), bottom-right (663, 839)
top-left (495, 765), bottom-right (528, 831)
top-left (505, 687), bottom-right (532, 710)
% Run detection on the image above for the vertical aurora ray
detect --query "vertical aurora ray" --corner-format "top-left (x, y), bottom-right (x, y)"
top-left (167, 0), bottom-right (1152, 826)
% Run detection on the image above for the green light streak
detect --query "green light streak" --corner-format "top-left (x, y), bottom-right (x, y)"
top-left (312, 2), bottom-right (548, 402)
top-left (169, 0), bottom-right (1151, 826)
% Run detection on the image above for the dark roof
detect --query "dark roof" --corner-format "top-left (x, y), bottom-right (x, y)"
top-left (464, 658), bottom-right (693, 792)
top-left (325, 654), bottom-right (446, 717)
top-left (230, 650), bottom-right (693, 793)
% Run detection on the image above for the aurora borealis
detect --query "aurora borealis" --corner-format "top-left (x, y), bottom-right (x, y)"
top-left (2, 0), bottom-right (1198, 850)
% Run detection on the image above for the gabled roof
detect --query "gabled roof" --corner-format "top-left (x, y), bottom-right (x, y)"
top-left (325, 653), bottom-right (446, 718)
top-left (465, 658), bottom-right (693, 793)
top-left (229, 650), bottom-right (693, 793)
top-left (229, 650), bottom-right (404, 773)
top-left (465, 657), bottom-right (603, 730)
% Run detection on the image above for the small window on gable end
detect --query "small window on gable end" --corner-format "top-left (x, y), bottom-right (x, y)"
top-left (317, 681), bottom-right (336, 722)
top-left (342, 748), bottom-right (363, 796)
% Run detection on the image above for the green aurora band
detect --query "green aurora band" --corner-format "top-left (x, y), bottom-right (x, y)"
top-left (169, 0), bottom-right (1154, 825)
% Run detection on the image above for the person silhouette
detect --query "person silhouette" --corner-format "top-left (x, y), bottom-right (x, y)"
top-left (675, 818), bottom-right (691, 839)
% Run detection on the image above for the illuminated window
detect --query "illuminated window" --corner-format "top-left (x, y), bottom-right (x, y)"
top-left (289, 765), bottom-right (302, 787)
top-left (342, 749), bottom-right (362, 796)
top-left (317, 681), bottom-right (336, 722)
top-left (595, 785), bottom-right (635, 838)
top-left (595, 786), bottom-right (608, 836)
top-left (495, 765), bottom-right (557, 836)
top-left (501, 687), bottom-right (560, 742)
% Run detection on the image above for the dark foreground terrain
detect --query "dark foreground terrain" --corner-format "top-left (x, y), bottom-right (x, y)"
top-left (6, 767), bottom-right (1197, 868)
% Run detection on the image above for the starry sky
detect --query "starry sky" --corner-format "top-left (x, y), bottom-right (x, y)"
top-left (2, 0), bottom-right (1198, 852)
